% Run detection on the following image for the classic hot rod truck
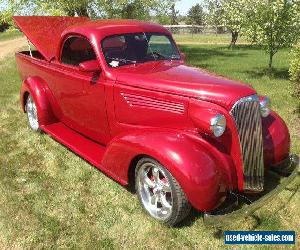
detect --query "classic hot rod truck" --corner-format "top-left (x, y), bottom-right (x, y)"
top-left (14, 16), bottom-right (299, 226)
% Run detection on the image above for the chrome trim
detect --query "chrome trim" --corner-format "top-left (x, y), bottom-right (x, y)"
top-left (230, 94), bottom-right (259, 111)
top-left (230, 94), bottom-right (264, 191)
top-left (259, 96), bottom-right (271, 117)
top-left (210, 114), bottom-right (226, 137)
top-left (137, 162), bottom-right (173, 220)
top-left (26, 95), bottom-right (39, 131)
top-left (121, 92), bottom-right (185, 114)
top-left (204, 155), bottom-right (299, 227)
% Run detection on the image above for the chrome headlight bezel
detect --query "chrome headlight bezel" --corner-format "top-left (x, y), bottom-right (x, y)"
top-left (210, 114), bottom-right (226, 137)
top-left (259, 96), bottom-right (271, 117)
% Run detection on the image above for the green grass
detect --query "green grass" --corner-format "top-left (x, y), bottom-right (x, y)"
top-left (0, 43), bottom-right (299, 249)
top-left (0, 30), bottom-right (22, 42)
top-left (173, 33), bottom-right (248, 45)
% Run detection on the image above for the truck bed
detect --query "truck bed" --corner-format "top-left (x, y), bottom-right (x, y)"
top-left (19, 50), bottom-right (45, 60)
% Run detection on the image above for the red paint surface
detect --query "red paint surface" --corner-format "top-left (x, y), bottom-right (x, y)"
top-left (13, 16), bottom-right (89, 61)
top-left (14, 17), bottom-right (292, 212)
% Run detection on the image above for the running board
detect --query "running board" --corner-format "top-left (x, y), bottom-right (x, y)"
top-left (41, 122), bottom-right (105, 167)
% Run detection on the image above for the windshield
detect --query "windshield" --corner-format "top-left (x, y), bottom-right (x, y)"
top-left (101, 32), bottom-right (180, 67)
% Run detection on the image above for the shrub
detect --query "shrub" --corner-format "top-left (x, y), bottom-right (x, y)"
top-left (0, 21), bottom-right (9, 32)
top-left (289, 43), bottom-right (300, 97)
top-left (0, 11), bottom-right (15, 32)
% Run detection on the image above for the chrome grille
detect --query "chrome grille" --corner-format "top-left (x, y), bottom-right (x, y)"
top-left (230, 95), bottom-right (264, 191)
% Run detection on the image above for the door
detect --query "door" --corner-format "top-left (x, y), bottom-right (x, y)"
top-left (53, 35), bottom-right (110, 144)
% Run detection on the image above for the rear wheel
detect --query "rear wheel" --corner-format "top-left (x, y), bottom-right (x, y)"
top-left (26, 94), bottom-right (41, 132)
top-left (135, 157), bottom-right (191, 226)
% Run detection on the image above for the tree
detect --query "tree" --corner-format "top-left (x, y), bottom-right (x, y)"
top-left (38, 0), bottom-right (90, 17)
top-left (152, 0), bottom-right (178, 25)
top-left (89, 0), bottom-right (178, 21)
top-left (97, 0), bottom-right (154, 20)
top-left (170, 3), bottom-right (178, 25)
top-left (205, 0), bottom-right (248, 47)
top-left (6, 0), bottom-right (91, 16)
top-left (186, 3), bottom-right (205, 26)
top-left (289, 43), bottom-right (300, 97)
top-left (4, 0), bottom-right (176, 20)
top-left (0, 1), bottom-right (20, 29)
top-left (205, 0), bottom-right (224, 33)
top-left (244, 0), bottom-right (300, 72)
top-left (221, 0), bottom-right (247, 48)
top-left (0, 10), bottom-right (13, 32)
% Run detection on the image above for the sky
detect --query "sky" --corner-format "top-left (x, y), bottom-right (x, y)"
top-left (176, 0), bottom-right (202, 15)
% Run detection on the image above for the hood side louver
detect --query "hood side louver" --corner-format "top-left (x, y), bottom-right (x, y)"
top-left (121, 93), bottom-right (185, 114)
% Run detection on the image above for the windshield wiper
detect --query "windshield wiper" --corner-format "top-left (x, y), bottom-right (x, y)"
top-left (150, 51), bottom-right (166, 59)
top-left (148, 52), bottom-right (180, 61)
top-left (107, 57), bottom-right (137, 64)
top-left (170, 54), bottom-right (180, 60)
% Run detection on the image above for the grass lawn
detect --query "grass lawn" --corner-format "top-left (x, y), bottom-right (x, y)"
top-left (0, 43), bottom-right (299, 249)
top-left (0, 30), bottom-right (22, 42)
top-left (173, 33), bottom-right (248, 45)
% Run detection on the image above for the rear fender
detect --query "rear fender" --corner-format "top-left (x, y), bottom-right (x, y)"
top-left (102, 129), bottom-right (233, 211)
top-left (21, 76), bottom-right (57, 126)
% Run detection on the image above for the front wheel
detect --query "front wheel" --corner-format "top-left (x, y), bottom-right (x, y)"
top-left (26, 94), bottom-right (41, 132)
top-left (135, 157), bottom-right (191, 226)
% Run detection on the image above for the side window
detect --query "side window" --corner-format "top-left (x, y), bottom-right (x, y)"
top-left (61, 36), bottom-right (96, 66)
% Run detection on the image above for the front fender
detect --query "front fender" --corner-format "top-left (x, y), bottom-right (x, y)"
top-left (102, 129), bottom-right (234, 211)
top-left (263, 110), bottom-right (290, 167)
top-left (21, 76), bottom-right (57, 126)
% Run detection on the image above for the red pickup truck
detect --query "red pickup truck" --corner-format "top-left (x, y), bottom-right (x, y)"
top-left (14, 16), bottom-right (298, 226)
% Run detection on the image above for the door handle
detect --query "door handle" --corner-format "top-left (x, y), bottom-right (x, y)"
top-left (90, 72), bottom-right (101, 85)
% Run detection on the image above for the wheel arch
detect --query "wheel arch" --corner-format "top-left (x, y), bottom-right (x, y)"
top-left (20, 76), bottom-right (58, 127)
top-left (102, 129), bottom-right (232, 211)
top-left (127, 154), bottom-right (148, 192)
top-left (22, 91), bottom-right (30, 112)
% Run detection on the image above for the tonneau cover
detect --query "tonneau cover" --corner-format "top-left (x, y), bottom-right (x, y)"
top-left (13, 16), bottom-right (89, 61)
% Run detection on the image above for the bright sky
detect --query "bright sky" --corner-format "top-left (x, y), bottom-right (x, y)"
top-left (176, 0), bottom-right (202, 15)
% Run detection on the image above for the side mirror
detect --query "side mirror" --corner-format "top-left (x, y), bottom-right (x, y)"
top-left (79, 60), bottom-right (101, 72)
top-left (180, 52), bottom-right (187, 62)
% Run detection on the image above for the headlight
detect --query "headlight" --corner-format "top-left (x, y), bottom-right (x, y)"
top-left (259, 96), bottom-right (271, 117)
top-left (210, 114), bottom-right (226, 137)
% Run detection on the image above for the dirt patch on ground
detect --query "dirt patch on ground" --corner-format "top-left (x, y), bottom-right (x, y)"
top-left (0, 37), bottom-right (27, 60)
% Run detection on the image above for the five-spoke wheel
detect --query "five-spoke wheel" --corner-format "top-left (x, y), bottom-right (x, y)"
top-left (26, 94), bottom-right (40, 132)
top-left (135, 157), bottom-right (191, 226)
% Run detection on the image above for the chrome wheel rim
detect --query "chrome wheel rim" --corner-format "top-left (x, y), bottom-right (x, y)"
top-left (26, 95), bottom-right (39, 131)
top-left (137, 163), bottom-right (173, 220)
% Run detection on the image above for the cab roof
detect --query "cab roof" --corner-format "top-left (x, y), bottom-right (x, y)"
top-left (13, 16), bottom-right (170, 61)
top-left (64, 19), bottom-right (169, 35)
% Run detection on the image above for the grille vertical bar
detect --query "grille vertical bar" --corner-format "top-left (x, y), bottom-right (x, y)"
top-left (230, 95), bottom-right (264, 191)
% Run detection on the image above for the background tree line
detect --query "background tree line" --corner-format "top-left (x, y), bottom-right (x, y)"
top-left (0, 0), bottom-right (180, 26)
top-left (185, 0), bottom-right (300, 72)
top-left (1, 0), bottom-right (300, 95)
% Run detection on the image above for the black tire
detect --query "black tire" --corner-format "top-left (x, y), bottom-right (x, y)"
top-left (135, 157), bottom-right (191, 226)
top-left (25, 94), bottom-right (42, 133)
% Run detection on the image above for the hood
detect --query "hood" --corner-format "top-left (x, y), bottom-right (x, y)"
top-left (113, 61), bottom-right (256, 110)
top-left (13, 16), bottom-right (89, 61)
